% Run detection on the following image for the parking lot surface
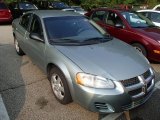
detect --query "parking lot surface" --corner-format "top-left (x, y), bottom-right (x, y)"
top-left (0, 25), bottom-right (160, 120)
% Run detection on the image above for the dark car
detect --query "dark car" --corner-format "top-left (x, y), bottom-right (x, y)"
top-left (0, 2), bottom-right (12, 23)
top-left (85, 8), bottom-right (160, 62)
top-left (49, 1), bottom-right (70, 10)
top-left (36, 0), bottom-right (50, 10)
top-left (9, 2), bottom-right (38, 19)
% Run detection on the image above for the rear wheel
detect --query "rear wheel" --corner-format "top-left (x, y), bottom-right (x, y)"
top-left (49, 67), bottom-right (72, 104)
top-left (14, 37), bottom-right (25, 56)
top-left (132, 43), bottom-right (147, 57)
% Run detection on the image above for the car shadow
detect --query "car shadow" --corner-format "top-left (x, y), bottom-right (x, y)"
top-left (0, 22), bottom-right (12, 26)
top-left (0, 44), bottom-right (25, 120)
top-left (150, 61), bottom-right (160, 64)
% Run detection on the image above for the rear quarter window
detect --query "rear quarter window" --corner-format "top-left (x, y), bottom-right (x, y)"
top-left (0, 3), bottom-right (7, 9)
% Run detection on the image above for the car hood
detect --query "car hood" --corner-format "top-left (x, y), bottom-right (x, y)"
top-left (134, 27), bottom-right (160, 41)
top-left (55, 39), bottom-right (150, 81)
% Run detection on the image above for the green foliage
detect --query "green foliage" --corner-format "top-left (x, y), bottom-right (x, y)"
top-left (123, 0), bottom-right (135, 4)
top-left (3, 0), bottom-right (160, 9)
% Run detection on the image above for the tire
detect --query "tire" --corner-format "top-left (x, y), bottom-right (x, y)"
top-left (14, 37), bottom-right (25, 56)
top-left (49, 67), bottom-right (72, 104)
top-left (132, 43), bottom-right (147, 57)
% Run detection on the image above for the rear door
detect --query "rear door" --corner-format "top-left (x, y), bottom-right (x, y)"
top-left (16, 13), bottom-right (32, 53)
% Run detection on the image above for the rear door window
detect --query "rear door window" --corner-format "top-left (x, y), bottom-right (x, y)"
top-left (91, 10), bottom-right (106, 22)
top-left (106, 12), bottom-right (124, 26)
top-left (155, 7), bottom-right (160, 11)
top-left (150, 12), bottom-right (160, 22)
top-left (0, 3), bottom-right (7, 9)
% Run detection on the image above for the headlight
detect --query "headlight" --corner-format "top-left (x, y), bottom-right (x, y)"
top-left (76, 73), bottom-right (115, 89)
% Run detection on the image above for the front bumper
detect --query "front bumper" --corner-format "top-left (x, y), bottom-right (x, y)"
top-left (148, 45), bottom-right (160, 62)
top-left (74, 68), bottom-right (155, 113)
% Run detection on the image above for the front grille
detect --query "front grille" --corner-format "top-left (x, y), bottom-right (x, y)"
top-left (147, 80), bottom-right (152, 88)
top-left (128, 88), bottom-right (142, 96)
top-left (120, 68), bottom-right (154, 100)
top-left (121, 77), bottom-right (140, 87)
top-left (143, 70), bottom-right (151, 79)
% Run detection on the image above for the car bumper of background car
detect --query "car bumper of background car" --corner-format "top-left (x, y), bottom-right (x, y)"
top-left (75, 69), bottom-right (155, 113)
top-left (148, 48), bottom-right (160, 62)
top-left (0, 17), bottom-right (13, 23)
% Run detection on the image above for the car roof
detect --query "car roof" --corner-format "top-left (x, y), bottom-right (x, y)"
top-left (27, 10), bottom-right (82, 18)
top-left (71, 6), bottom-right (81, 7)
top-left (137, 9), bottom-right (160, 13)
top-left (93, 8), bottom-right (130, 13)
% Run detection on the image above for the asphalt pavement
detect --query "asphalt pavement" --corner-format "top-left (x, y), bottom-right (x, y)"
top-left (0, 25), bottom-right (160, 120)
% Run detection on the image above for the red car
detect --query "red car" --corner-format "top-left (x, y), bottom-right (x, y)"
top-left (0, 2), bottom-right (12, 23)
top-left (85, 8), bottom-right (160, 62)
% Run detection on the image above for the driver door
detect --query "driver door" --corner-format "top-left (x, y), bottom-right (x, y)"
top-left (25, 15), bottom-right (46, 70)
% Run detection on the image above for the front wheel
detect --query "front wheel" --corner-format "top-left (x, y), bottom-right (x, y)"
top-left (132, 43), bottom-right (147, 57)
top-left (14, 37), bottom-right (25, 56)
top-left (49, 67), bottom-right (72, 104)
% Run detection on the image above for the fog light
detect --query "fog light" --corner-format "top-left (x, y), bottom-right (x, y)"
top-left (95, 102), bottom-right (115, 113)
top-left (153, 50), bottom-right (160, 54)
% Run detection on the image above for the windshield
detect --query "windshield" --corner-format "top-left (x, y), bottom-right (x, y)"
top-left (121, 12), bottom-right (155, 28)
top-left (44, 16), bottom-right (111, 45)
top-left (19, 3), bottom-right (37, 10)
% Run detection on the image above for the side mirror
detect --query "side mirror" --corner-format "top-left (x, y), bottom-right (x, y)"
top-left (29, 33), bottom-right (44, 43)
top-left (115, 23), bottom-right (124, 29)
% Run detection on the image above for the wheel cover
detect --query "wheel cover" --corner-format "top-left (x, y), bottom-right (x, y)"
top-left (15, 39), bottom-right (20, 52)
top-left (51, 73), bottom-right (65, 100)
top-left (134, 46), bottom-right (143, 54)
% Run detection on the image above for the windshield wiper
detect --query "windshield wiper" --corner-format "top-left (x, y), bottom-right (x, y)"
top-left (83, 36), bottom-right (113, 43)
top-left (50, 38), bottom-right (81, 43)
top-left (49, 38), bottom-right (84, 46)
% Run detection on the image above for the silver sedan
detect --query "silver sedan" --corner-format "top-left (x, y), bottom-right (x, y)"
top-left (12, 10), bottom-right (155, 113)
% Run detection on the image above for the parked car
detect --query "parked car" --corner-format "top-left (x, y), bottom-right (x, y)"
top-left (9, 2), bottom-right (38, 19)
top-left (12, 10), bottom-right (155, 113)
top-left (0, 2), bottom-right (12, 23)
top-left (137, 9), bottom-right (160, 27)
top-left (85, 8), bottom-right (160, 62)
top-left (36, 0), bottom-right (50, 10)
top-left (49, 1), bottom-right (70, 10)
top-left (71, 6), bottom-right (87, 15)
top-left (153, 4), bottom-right (160, 11)
top-left (62, 8), bottom-right (75, 12)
